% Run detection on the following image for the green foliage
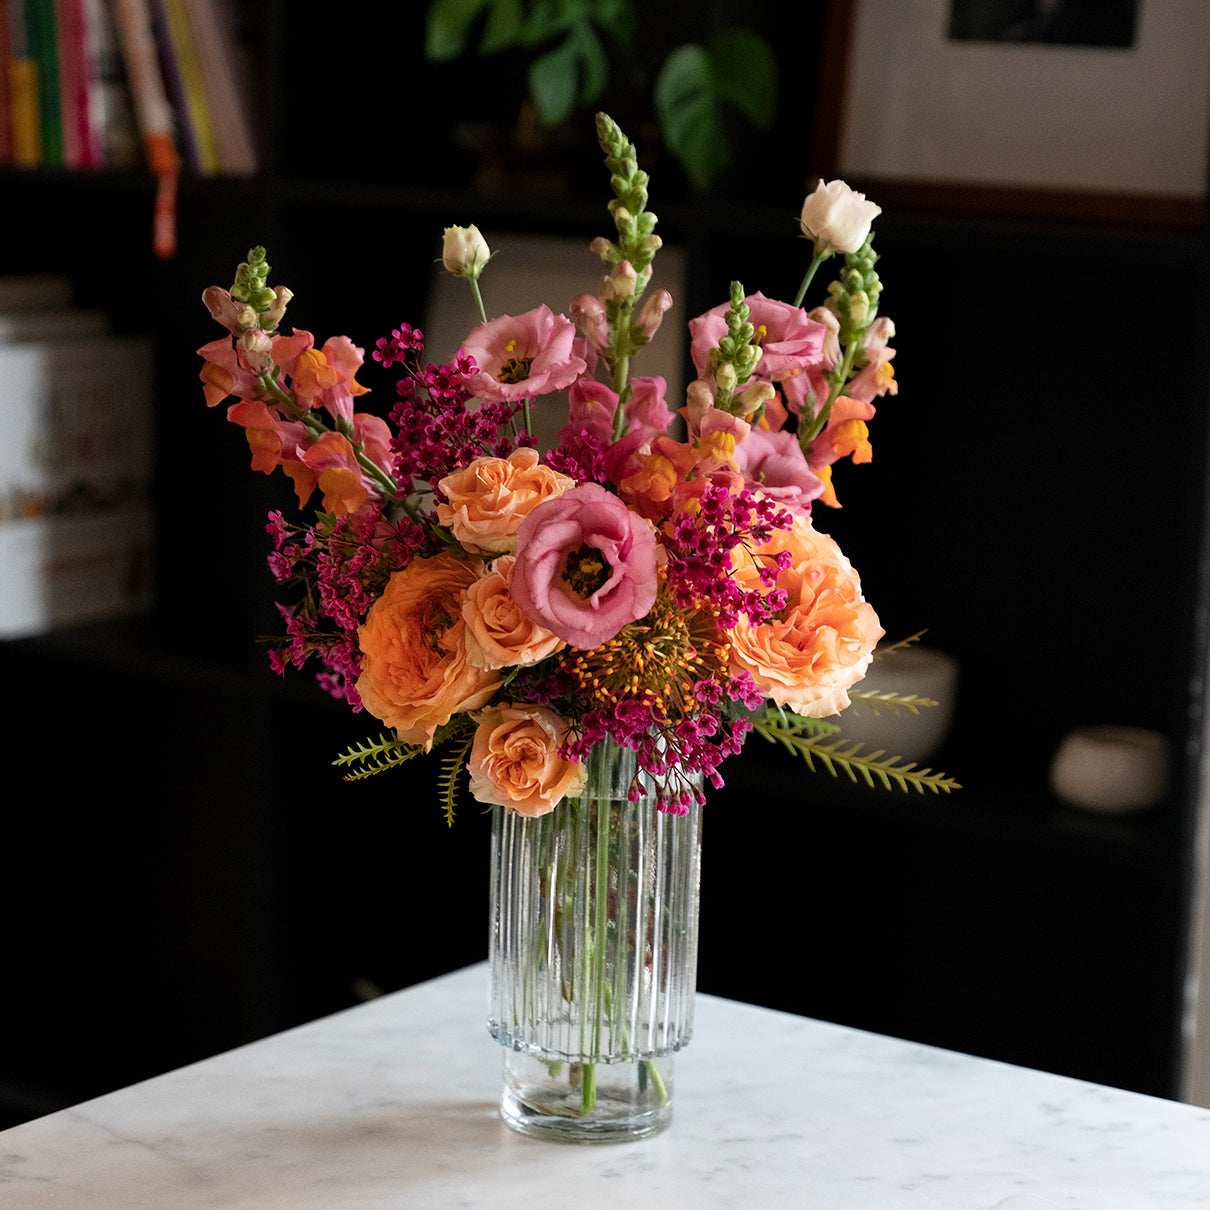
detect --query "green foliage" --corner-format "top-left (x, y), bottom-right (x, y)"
top-left (752, 715), bottom-right (962, 795)
top-left (332, 733), bottom-right (424, 780)
top-left (423, 0), bottom-right (777, 190)
top-left (438, 733), bottom-right (478, 827)
top-left (654, 30), bottom-right (777, 189)
top-left (845, 689), bottom-right (940, 716)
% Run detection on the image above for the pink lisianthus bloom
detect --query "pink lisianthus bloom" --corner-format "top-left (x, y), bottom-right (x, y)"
top-left (458, 305), bottom-right (588, 402)
top-left (689, 292), bottom-right (827, 413)
top-left (271, 330), bottom-right (371, 424)
top-left (726, 513), bottom-right (883, 716)
top-left (734, 426), bottom-right (825, 512)
top-left (467, 703), bottom-right (586, 816)
top-left (510, 482), bottom-right (659, 649)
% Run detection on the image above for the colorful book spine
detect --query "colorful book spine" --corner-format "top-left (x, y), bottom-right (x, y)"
top-left (25, 0), bottom-right (63, 166)
top-left (8, 0), bottom-right (40, 165)
top-left (184, 0), bottom-right (256, 175)
top-left (110, 0), bottom-right (179, 256)
top-left (150, 0), bottom-right (218, 174)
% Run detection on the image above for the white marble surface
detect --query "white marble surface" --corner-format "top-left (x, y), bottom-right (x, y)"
top-left (3, 962), bottom-right (1209, 1208)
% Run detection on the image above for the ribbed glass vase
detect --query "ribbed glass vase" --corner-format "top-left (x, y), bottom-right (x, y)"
top-left (487, 737), bottom-right (703, 1143)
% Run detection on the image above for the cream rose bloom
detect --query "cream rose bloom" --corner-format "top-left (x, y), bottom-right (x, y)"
top-left (467, 704), bottom-right (587, 816)
top-left (462, 555), bottom-right (566, 670)
top-left (437, 447), bottom-right (575, 556)
top-left (727, 514), bottom-right (883, 716)
top-left (799, 179), bottom-right (881, 255)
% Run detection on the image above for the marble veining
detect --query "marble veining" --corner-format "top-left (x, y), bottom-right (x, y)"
top-left (2, 963), bottom-right (1209, 1208)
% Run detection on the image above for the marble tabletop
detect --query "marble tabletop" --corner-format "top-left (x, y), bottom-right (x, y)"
top-left (2, 962), bottom-right (1208, 1209)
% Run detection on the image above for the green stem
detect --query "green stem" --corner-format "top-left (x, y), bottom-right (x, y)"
top-left (792, 248), bottom-right (831, 309)
top-left (799, 333), bottom-right (861, 451)
top-left (583, 797), bottom-right (613, 1117)
top-left (469, 275), bottom-right (488, 325)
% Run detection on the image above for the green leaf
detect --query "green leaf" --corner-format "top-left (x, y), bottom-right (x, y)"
top-left (527, 22), bottom-right (607, 126)
top-left (529, 40), bottom-right (580, 124)
top-left (332, 733), bottom-right (423, 781)
top-left (425, 0), bottom-right (495, 60)
top-left (710, 28), bottom-right (778, 131)
top-left (750, 717), bottom-right (962, 795)
top-left (481, 0), bottom-right (526, 54)
top-left (438, 734), bottom-right (477, 826)
top-left (654, 44), bottom-right (730, 189)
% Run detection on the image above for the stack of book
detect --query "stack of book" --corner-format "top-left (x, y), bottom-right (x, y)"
top-left (0, 0), bottom-right (258, 178)
top-left (0, 274), bottom-right (156, 638)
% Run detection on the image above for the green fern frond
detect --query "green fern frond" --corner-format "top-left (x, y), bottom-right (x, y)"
top-left (845, 689), bottom-right (939, 716)
top-left (332, 733), bottom-right (422, 781)
top-left (874, 630), bottom-right (927, 658)
top-left (751, 717), bottom-right (961, 795)
top-left (438, 734), bottom-right (476, 827)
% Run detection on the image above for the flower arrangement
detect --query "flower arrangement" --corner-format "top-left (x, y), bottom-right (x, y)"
top-left (197, 113), bottom-right (958, 823)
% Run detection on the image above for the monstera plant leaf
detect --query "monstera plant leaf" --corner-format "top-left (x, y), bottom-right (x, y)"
top-left (654, 30), bottom-right (778, 189)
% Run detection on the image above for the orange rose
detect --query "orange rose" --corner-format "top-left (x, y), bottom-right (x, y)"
top-left (355, 553), bottom-right (503, 748)
top-left (462, 555), bottom-right (567, 670)
top-left (727, 514), bottom-right (883, 717)
top-left (437, 447), bottom-right (575, 555)
top-left (467, 704), bottom-right (586, 816)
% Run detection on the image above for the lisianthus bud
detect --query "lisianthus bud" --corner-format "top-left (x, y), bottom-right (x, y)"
top-left (799, 180), bottom-right (881, 255)
top-left (442, 225), bottom-right (491, 279)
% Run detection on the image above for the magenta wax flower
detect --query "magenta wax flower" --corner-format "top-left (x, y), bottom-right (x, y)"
top-left (458, 304), bottom-right (587, 402)
top-left (510, 483), bottom-right (658, 649)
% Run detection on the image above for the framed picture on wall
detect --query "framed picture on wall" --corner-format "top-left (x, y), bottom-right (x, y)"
top-left (814, 0), bottom-right (1210, 226)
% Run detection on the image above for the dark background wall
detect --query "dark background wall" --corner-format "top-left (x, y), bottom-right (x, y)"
top-left (2, 0), bottom-right (1207, 1126)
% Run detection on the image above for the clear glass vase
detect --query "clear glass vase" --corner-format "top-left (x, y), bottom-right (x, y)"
top-left (487, 737), bottom-right (703, 1143)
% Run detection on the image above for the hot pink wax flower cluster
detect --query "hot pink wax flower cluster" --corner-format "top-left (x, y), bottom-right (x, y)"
top-left (197, 113), bottom-right (955, 821)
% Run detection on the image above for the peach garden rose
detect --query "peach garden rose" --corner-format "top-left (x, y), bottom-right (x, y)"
top-left (462, 555), bottom-right (566, 670)
top-left (437, 448), bottom-right (575, 556)
top-left (726, 513), bottom-right (883, 717)
top-left (355, 552), bottom-right (503, 749)
top-left (467, 703), bottom-right (587, 816)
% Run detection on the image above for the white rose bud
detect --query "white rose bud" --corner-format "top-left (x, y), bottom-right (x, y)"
top-left (799, 180), bottom-right (881, 255)
top-left (442, 225), bottom-right (491, 279)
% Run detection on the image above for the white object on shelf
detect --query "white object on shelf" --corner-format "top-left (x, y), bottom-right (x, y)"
top-left (0, 504), bottom-right (154, 637)
top-left (1049, 725), bottom-right (1171, 814)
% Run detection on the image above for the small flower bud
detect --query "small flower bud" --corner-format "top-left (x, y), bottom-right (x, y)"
top-left (238, 328), bottom-right (273, 372)
top-left (602, 260), bottom-right (637, 301)
top-left (442, 225), bottom-right (491, 279)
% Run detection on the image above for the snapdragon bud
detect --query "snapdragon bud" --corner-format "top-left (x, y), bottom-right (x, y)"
top-left (262, 286), bottom-right (292, 332)
top-left (238, 328), bottom-right (273, 372)
top-left (602, 260), bottom-right (637, 301)
top-left (442, 225), bottom-right (491, 279)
